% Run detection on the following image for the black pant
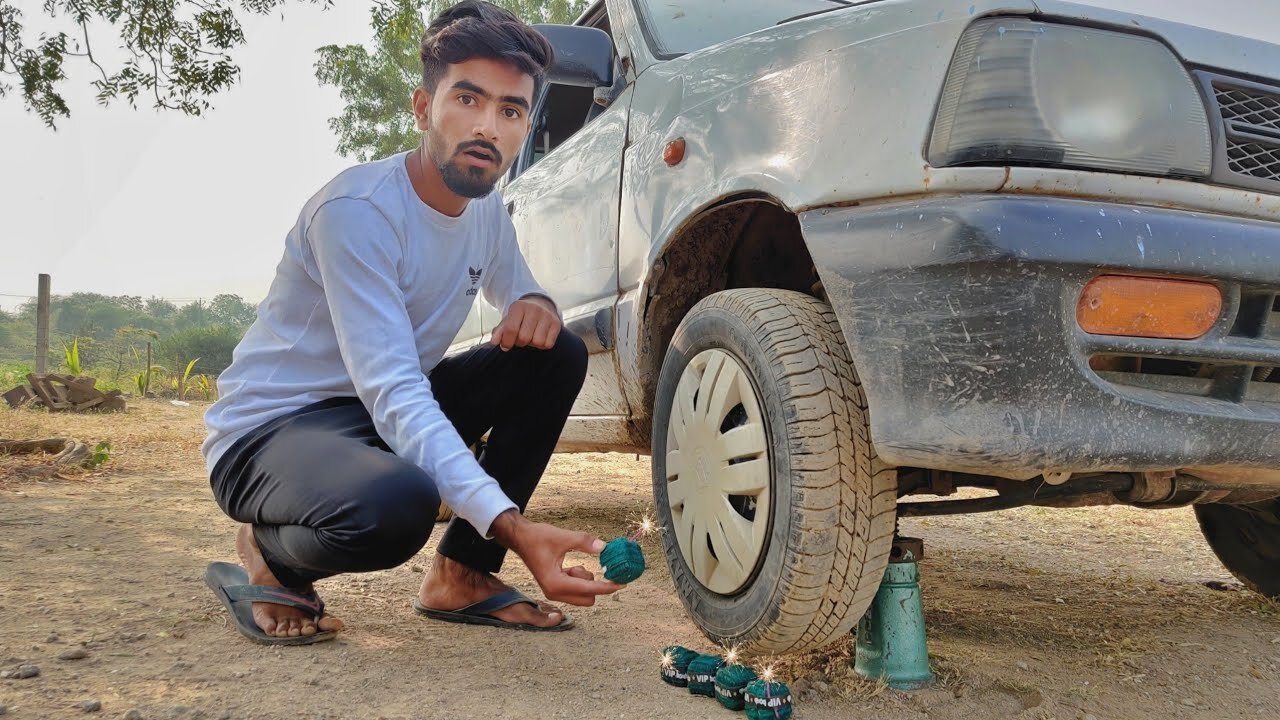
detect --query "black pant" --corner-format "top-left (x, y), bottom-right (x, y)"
top-left (209, 332), bottom-right (588, 589)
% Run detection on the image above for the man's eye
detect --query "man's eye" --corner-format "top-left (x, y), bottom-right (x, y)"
top-left (504, 108), bottom-right (521, 119)
top-left (459, 95), bottom-right (475, 105)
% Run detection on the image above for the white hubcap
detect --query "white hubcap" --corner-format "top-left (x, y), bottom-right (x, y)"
top-left (665, 349), bottom-right (771, 594)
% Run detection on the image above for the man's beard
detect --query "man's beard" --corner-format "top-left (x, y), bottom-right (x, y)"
top-left (427, 129), bottom-right (504, 199)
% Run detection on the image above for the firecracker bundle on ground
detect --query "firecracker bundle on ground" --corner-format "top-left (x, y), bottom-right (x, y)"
top-left (658, 645), bottom-right (794, 718)
top-left (605, 514), bottom-right (795, 716)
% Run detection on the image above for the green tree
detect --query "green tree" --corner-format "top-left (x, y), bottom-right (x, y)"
top-left (314, 0), bottom-right (587, 161)
top-left (0, 306), bottom-right (35, 364)
top-left (209, 293), bottom-right (257, 328)
top-left (144, 296), bottom-right (178, 324)
top-left (52, 292), bottom-right (149, 342)
top-left (103, 326), bottom-right (160, 385)
top-left (1, 0), bottom-right (330, 128)
top-left (157, 325), bottom-right (243, 376)
top-left (173, 299), bottom-right (212, 331)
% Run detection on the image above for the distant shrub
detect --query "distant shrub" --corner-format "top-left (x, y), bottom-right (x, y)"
top-left (157, 325), bottom-right (243, 377)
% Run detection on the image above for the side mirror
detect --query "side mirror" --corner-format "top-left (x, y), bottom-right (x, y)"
top-left (534, 24), bottom-right (614, 88)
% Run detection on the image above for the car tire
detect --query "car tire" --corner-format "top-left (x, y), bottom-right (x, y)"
top-left (1196, 499), bottom-right (1280, 597)
top-left (652, 288), bottom-right (897, 654)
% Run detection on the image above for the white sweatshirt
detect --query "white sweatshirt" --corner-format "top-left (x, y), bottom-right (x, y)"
top-left (202, 151), bottom-right (549, 538)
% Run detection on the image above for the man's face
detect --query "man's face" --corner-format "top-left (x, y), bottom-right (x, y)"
top-left (413, 58), bottom-right (535, 199)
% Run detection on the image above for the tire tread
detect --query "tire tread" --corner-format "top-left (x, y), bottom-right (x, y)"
top-left (684, 289), bottom-right (898, 654)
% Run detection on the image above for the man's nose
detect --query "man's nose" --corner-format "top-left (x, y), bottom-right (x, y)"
top-left (473, 107), bottom-right (499, 140)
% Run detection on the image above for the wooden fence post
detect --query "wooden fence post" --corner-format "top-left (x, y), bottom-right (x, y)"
top-left (35, 273), bottom-right (51, 374)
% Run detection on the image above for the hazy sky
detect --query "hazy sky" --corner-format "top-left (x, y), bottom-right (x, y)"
top-left (2, 0), bottom-right (1276, 313)
top-left (0, 0), bottom-right (380, 311)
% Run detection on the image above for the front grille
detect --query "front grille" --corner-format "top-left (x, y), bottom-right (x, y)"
top-left (1089, 292), bottom-right (1280, 405)
top-left (1226, 141), bottom-right (1280, 181)
top-left (1215, 86), bottom-right (1280, 131)
top-left (1200, 72), bottom-right (1280, 192)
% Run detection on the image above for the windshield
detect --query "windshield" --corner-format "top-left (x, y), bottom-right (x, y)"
top-left (635, 0), bottom-right (856, 57)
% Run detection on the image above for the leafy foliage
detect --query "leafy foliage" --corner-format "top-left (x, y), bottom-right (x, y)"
top-left (0, 292), bottom-right (252, 377)
top-left (89, 441), bottom-right (111, 469)
top-left (4, 0), bottom-right (587, 129)
top-left (1, 0), bottom-right (331, 127)
top-left (63, 336), bottom-right (82, 374)
top-left (157, 325), bottom-right (242, 376)
top-left (209, 293), bottom-right (258, 328)
top-left (314, 0), bottom-right (588, 161)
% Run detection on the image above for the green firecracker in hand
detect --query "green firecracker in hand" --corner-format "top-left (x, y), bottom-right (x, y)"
top-left (600, 515), bottom-right (655, 584)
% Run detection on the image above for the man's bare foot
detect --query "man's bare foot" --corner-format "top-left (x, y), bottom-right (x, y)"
top-left (417, 554), bottom-right (565, 628)
top-left (235, 525), bottom-right (345, 638)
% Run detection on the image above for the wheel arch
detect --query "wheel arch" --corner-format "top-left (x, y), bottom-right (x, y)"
top-left (632, 193), bottom-right (823, 440)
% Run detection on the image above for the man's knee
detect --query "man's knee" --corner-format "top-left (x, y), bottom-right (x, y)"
top-left (550, 329), bottom-right (588, 385)
top-left (353, 465), bottom-right (439, 561)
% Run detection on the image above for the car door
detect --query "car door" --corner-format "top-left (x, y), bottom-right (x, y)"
top-left (491, 18), bottom-right (633, 426)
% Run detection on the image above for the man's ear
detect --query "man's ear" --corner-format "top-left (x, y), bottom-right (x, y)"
top-left (411, 86), bottom-right (431, 132)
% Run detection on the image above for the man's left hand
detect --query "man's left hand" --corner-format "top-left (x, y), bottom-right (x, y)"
top-left (490, 296), bottom-right (560, 351)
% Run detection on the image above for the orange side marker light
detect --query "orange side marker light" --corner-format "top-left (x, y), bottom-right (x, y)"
top-left (1077, 275), bottom-right (1221, 340)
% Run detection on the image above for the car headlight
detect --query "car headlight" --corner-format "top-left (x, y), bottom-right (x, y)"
top-left (928, 18), bottom-right (1211, 177)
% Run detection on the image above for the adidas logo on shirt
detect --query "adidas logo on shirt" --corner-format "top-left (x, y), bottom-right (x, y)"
top-left (466, 266), bottom-right (482, 296)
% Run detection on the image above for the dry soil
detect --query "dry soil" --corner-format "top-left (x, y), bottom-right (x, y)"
top-left (1, 400), bottom-right (1277, 719)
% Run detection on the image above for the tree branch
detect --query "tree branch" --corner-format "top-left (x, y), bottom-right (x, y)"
top-left (73, 9), bottom-right (109, 85)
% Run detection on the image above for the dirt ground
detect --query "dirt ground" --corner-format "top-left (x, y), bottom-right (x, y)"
top-left (1, 400), bottom-right (1278, 720)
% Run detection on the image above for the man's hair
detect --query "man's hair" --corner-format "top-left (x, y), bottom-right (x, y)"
top-left (420, 1), bottom-right (555, 100)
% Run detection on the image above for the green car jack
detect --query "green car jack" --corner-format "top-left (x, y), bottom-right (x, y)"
top-left (854, 537), bottom-right (934, 690)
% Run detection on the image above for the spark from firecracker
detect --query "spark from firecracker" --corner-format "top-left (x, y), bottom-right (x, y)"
top-left (660, 650), bottom-right (674, 670)
top-left (629, 513), bottom-right (664, 541)
top-left (760, 665), bottom-right (777, 683)
top-left (724, 646), bottom-right (741, 666)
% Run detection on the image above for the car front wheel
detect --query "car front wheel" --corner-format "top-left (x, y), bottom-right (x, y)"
top-left (1196, 499), bottom-right (1280, 597)
top-left (652, 288), bottom-right (897, 654)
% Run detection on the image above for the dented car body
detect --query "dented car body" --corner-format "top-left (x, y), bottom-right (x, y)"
top-left (452, 0), bottom-right (1280, 653)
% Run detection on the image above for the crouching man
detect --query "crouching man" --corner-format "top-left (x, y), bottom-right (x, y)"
top-left (200, 0), bottom-right (618, 644)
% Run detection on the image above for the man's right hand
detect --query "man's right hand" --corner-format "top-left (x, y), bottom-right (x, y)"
top-left (490, 510), bottom-right (621, 606)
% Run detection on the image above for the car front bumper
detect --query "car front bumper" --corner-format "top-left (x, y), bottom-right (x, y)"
top-left (800, 194), bottom-right (1280, 483)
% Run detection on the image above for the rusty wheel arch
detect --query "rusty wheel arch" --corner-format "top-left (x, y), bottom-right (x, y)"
top-left (633, 193), bottom-right (823, 439)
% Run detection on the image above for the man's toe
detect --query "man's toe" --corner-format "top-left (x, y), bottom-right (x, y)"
top-left (531, 605), bottom-right (561, 627)
top-left (318, 615), bottom-right (344, 632)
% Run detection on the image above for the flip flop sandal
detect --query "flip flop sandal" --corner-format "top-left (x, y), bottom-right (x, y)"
top-left (205, 561), bottom-right (338, 646)
top-left (413, 589), bottom-right (574, 632)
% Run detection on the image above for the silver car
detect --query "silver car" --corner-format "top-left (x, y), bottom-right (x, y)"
top-left (447, 0), bottom-right (1280, 654)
